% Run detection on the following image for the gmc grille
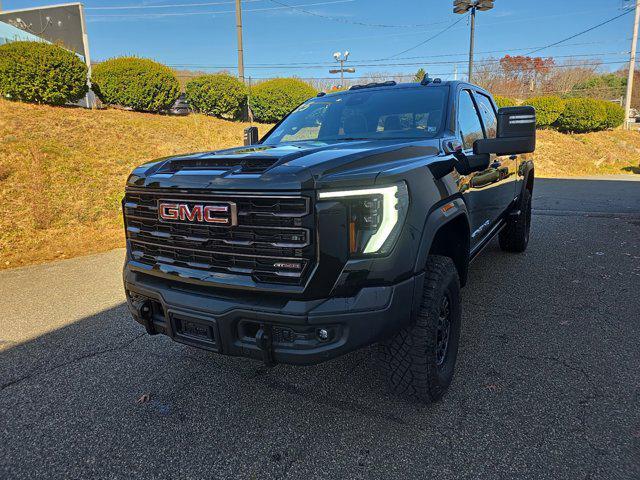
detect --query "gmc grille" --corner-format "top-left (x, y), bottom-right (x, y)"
top-left (123, 189), bottom-right (315, 286)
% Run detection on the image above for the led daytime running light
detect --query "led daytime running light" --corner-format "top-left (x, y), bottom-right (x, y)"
top-left (318, 185), bottom-right (399, 254)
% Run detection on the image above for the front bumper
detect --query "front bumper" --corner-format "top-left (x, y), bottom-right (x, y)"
top-left (124, 265), bottom-right (422, 366)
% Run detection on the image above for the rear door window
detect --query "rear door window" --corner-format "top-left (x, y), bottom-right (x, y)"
top-left (474, 93), bottom-right (498, 139)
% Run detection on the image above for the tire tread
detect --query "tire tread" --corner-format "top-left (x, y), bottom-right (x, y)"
top-left (499, 188), bottom-right (532, 253)
top-left (380, 255), bottom-right (460, 403)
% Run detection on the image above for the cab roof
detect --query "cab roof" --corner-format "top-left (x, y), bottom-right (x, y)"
top-left (319, 80), bottom-right (488, 97)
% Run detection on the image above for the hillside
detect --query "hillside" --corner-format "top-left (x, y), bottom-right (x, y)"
top-left (0, 100), bottom-right (272, 269)
top-left (535, 128), bottom-right (640, 176)
top-left (0, 99), bottom-right (638, 269)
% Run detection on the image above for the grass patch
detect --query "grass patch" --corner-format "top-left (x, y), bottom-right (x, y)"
top-left (1, 99), bottom-right (638, 269)
top-left (0, 99), bottom-right (271, 269)
top-left (535, 129), bottom-right (640, 177)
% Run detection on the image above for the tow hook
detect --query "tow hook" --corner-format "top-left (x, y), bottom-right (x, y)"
top-left (132, 298), bottom-right (156, 335)
top-left (255, 324), bottom-right (276, 367)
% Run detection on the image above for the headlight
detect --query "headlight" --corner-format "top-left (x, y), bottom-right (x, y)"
top-left (318, 182), bottom-right (409, 256)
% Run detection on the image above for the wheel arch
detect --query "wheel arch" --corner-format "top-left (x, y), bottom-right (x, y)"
top-left (414, 198), bottom-right (471, 287)
top-left (521, 161), bottom-right (535, 196)
top-left (525, 166), bottom-right (535, 193)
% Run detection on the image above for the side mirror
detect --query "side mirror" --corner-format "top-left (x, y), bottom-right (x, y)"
top-left (474, 106), bottom-right (536, 156)
top-left (243, 126), bottom-right (259, 146)
top-left (455, 152), bottom-right (490, 175)
top-left (442, 140), bottom-right (490, 175)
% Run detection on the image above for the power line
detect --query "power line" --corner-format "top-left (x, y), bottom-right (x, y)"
top-left (526, 9), bottom-right (635, 55)
top-left (87, 0), bottom-right (353, 18)
top-left (384, 14), bottom-right (468, 59)
top-left (210, 43), bottom-right (629, 67)
top-left (382, 7), bottom-right (631, 67)
top-left (167, 56), bottom-right (630, 70)
top-left (266, 0), bottom-right (449, 28)
top-left (85, 0), bottom-right (262, 10)
top-left (369, 41), bottom-right (632, 63)
top-left (168, 60), bottom-right (630, 76)
top-left (382, 7), bottom-right (629, 60)
top-left (192, 51), bottom-right (629, 68)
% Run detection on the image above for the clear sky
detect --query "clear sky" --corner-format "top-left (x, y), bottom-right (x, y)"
top-left (2, 0), bottom-right (638, 82)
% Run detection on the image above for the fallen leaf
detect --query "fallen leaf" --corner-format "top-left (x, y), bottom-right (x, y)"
top-left (137, 393), bottom-right (151, 404)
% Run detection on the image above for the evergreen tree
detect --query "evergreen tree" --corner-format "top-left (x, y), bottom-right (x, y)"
top-left (414, 68), bottom-right (427, 83)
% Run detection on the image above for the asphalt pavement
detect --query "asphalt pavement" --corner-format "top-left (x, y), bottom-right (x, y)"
top-left (1, 176), bottom-right (639, 480)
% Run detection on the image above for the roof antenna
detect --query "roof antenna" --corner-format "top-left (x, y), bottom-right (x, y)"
top-left (421, 73), bottom-right (433, 86)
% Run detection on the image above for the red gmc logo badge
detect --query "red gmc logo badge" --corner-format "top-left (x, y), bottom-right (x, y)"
top-left (158, 201), bottom-right (238, 226)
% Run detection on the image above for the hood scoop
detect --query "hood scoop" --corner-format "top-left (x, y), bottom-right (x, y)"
top-left (156, 144), bottom-right (329, 175)
top-left (157, 155), bottom-right (279, 174)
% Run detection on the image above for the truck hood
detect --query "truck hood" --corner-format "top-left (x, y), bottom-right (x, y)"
top-left (127, 139), bottom-right (442, 191)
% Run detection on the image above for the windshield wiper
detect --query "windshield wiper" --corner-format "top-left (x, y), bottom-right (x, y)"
top-left (321, 137), bottom-right (371, 142)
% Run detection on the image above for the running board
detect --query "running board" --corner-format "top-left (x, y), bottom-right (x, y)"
top-left (469, 219), bottom-right (506, 262)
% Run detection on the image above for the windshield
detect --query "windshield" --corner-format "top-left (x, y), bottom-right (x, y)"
top-left (262, 87), bottom-right (448, 145)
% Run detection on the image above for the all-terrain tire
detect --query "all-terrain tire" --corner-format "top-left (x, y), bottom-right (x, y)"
top-left (499, 188), bottom-right (532, 253)
top-left (380, 255), bottom-right (461, 404)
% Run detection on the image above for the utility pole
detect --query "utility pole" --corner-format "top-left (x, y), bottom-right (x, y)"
top-left (454, 0), bottom-right (494, 83)
top-left (624, 0), bottom-right (640, 129)
top-left (235, 0), bottom-right (245, 82)
top-left (468, 5), bottom-right (475, 82)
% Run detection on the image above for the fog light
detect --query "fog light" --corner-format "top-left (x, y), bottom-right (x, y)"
top-left (140, 303), bottom-right (151, 318)
top-left (317, 329), bottom-right (329, 341)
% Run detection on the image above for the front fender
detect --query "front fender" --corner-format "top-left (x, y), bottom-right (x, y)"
top-left (413, 197), bottom-right (470, 274)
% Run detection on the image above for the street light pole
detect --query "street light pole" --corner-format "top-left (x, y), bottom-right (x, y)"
top-left (624, 0), bottom-right (640, 129)
top-left (454, 0), bottom-right (494, 83)
top-left (468, 5), bottom-right (476, 82)
top-left (330, 51), bottom-right (355, 89)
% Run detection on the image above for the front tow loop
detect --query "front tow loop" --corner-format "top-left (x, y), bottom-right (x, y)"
top-left (255, 324), bottom-right (276, 367)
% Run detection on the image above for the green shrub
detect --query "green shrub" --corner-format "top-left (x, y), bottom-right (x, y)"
top-left (571, 74), bottom-right (626, 99)
top-left (494, 95), bottom-right (518, 109)
top-left (250, 78), bottom-right (317, 123)
top-left (525, 96), bottom-right (565, 128)
top-left (0, 41), bottom-right (88, 105)
top-left (92, 57), bottom-right (179, 112)
top-left (186, 73), bottom-right (247, 119)
top-left (600, 100), bottom-right (625, 130)
top-left (554, 98), bottom-right (607, 133)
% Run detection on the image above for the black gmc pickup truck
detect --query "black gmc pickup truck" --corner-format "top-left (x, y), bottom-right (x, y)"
top-left (123, 78), bottom-right (535, 403)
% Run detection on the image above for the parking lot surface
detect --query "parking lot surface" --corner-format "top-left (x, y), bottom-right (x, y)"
top-left (1, 176), bottom-right (639, 479)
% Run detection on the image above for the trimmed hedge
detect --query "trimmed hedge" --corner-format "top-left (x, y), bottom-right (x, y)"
top-left (250, 78), bottom-right (317, 123)
top-left (186, 73), bottom-right (247, 119)
top-left (494, 95), bottom-right (518, 109)
top-left (92, 57), bottom-right (179, 112)
top-left (526, 96), bottom-right (565, 128)
top-left (554, 98), bottom-right (607, 133)
top-left (601, 101), bottom-right (625, 130)
top-left (0, 41), bottom-right (88, 105)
